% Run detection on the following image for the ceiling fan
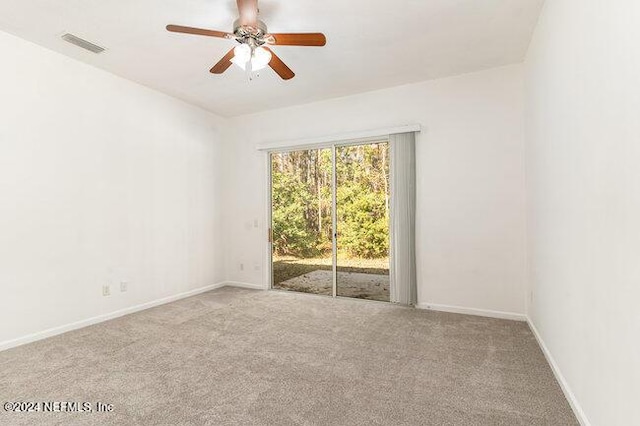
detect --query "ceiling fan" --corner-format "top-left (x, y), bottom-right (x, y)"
top-left (166, 0), bottom-right (326, 80)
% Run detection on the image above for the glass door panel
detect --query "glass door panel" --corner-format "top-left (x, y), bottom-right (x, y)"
top-left (335, 142), bottom-right (391, 301)
top-left (271, 148), bottom-right (334, 296)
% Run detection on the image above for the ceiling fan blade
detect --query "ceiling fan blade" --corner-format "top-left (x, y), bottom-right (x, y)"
top-left (236, 0), bottom-right (258, 26)
top-left (268, 33), bottom-right (326, 46)
top-left (264, 47), bottom-right (294, 80)
top-left (210, 49), bottom-right (236, 74)
top-left (166, 24), bottom-right (232, 39)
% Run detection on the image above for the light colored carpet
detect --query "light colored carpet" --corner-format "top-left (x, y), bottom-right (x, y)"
top-left (0, 287), bottom-right (577, 425)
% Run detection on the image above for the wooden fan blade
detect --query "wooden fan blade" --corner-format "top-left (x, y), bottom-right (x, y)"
top-left (269, 33), bottom-right (326, 46)
top-left (264, 47), bottom-right (294, 80)
top-left (236, 0), bottom-right (258, 26)
top-left (166, 24), bottom-right (231, 39)
top-left (210, 49), bottom-right (236, 74)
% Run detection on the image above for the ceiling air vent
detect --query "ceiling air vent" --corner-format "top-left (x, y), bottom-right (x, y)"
top-left (61, 33), bottom-right (105, 54)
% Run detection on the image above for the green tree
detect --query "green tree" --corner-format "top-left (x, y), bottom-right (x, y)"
top-left (272, 143), bottom-right (389, 259)
top-left (271, 169), bottom-right (318, 256)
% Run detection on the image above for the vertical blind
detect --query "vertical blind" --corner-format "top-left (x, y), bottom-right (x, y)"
top-left (389, 132), bottom-right (417, 305)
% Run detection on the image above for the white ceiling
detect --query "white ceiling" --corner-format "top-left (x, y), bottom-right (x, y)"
top-left (0, 0), bottom-right (544, 117)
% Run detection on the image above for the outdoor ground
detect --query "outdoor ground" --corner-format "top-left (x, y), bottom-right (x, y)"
top-left (273, 256), bottom-right (389, 301)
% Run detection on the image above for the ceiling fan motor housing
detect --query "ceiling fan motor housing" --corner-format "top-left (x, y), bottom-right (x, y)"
top-left (233, 19), bottom-right (272, 47)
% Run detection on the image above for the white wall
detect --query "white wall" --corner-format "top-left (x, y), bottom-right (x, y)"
top-left (525, 1), bottom-right (640, 425)
top-left (224, 64), bottom-right (527, 316)
top-left (0, 31), bottom-right (227, 347)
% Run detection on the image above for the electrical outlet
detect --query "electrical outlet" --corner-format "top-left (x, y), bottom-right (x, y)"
top-left (253, 263), bottom-right (260, 271)
top-left (120, 281), bottom-right (128, 292)
top-left (102, 285), bottom-right (111, 296)
top-left (240, 263), bottom-right (244, 271)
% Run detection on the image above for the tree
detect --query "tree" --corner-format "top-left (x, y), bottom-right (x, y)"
top-left (271, 169), bottom-right (318, 256)
top-left (272, 143), bottom-right (389, 259)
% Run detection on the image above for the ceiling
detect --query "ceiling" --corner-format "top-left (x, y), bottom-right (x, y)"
top-left (0, 0), bottom-right (544, 117)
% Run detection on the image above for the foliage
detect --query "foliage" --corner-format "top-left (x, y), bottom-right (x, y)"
top-left (271, 170), bottom-right (318, 257)
top-left (272, 143), bottom-right (389, 259)
top-left (337, 183), bottom-right (389, 258)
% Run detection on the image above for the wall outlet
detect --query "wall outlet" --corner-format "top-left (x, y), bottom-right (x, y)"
top-left (240, 263), bottom-right (244, 271)
top-left (102, 285), bottom-right (111, 296)
top-left (120, 281), bottom-right (128, 292)
top-left (253, 263), bottom-right (260, 271)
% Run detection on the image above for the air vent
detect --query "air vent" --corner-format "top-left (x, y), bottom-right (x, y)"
top-left (61, 33), bottom-right (105, 54)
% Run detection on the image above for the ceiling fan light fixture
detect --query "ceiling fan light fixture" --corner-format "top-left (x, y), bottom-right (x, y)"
top-left (251, 46), bottom-right (272, 71)
top-left (231, 44), bottom-right (271, 72)
top-left (231, 44), bottom-right (251, 69)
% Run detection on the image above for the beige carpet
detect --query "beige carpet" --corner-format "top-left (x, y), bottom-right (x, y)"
top-left (0, 287), bottom-right (577, 425)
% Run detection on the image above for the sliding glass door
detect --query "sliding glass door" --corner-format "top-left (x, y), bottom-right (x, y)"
top-left (336, 143), bottom-right (390, 301)
top-left (270, 141), bottom-right (390, 301)
top-left (271, 148), bottom-right (333, 295)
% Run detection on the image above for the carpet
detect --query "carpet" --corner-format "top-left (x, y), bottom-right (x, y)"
top-left (0, 287), bottom-right (577, 425)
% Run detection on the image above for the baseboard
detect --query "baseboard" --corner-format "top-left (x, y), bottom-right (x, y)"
top-left (223, 281), bottom-right (266, 290)
top-left (527, 317), bottom-right (591, 426)
top-left (0, 282), bottom-right (228, 352)
top-left (415, 302), bottom-right (526, 321)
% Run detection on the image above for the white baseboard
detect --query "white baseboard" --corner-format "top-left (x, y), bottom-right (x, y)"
top-left (0, 282), bottom-right (228, 352)
top-left (415, 302), bottom-right (526, 321)
top-left (223, 281), bottom-right (266, 290)
top-left (527, 318), bottom-right (590, 426)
